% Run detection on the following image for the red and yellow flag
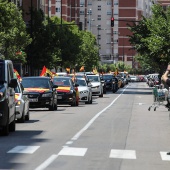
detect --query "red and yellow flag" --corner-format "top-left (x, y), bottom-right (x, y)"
top-left (79, 66), bottom-right (84, 72)
top-left (14, 69), bottom-right (21, 80)
top-left (40, 66), bottom-right (53, 77)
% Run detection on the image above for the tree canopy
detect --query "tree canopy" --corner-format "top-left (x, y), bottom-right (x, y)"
top-left (0, 0), bottom-right (31, 62)
top-left (128, 4), bottom-right (170, 74)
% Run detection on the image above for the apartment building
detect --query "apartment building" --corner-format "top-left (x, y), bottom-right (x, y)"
top-left (20, 0), bottom-right (159, 67)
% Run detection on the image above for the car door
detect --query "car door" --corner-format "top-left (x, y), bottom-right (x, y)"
top-left (8, 63), bottom-right (15, 118)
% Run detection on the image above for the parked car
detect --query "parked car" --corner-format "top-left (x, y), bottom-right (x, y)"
top-left (75, 78), bottom-right (93, 104)
top-left (53, 77), bottom-right (79, 106)
top-left (0, 60), bottom-right (17, 135)
top-left (21, 77), bottom-right (58, 111)
top-left (86, 74), bottom-right (103, 97)
top-left (15, 80), bottom-right (30, 123)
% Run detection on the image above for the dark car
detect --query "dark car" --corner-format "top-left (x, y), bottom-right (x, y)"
top-left (21, 77), bottom-right (58, 111)
top-left (52, 77), bottom-right (79, 106)
top-left (102, 74), bottom-right (118, 93)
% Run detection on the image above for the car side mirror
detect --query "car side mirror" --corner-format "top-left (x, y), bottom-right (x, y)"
top-left (9, 78), bottom-right (17, 88)
top-left (53, 85), bottom-right (58, 88)
top-left (75, 83), bottom-right (79, 87)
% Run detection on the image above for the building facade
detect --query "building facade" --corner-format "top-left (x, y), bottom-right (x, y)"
top-left (21, 0), bottom-right (164, 67)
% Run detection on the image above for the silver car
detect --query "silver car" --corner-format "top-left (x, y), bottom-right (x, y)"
top-left (76, 78), bottom-right (93, 104)
top-left (86, 74), bottom-right (103, 97)
top-left (15, 80), bottom-right (30, 123)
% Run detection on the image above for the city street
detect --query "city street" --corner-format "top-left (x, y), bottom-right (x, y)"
top-left (1, 82), bottom-right (170, 170)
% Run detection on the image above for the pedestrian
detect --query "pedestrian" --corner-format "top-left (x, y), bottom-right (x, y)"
top-left (161, 64), bottom-right (170, 155)
top-left (161, 64), bottom-right (170, 86)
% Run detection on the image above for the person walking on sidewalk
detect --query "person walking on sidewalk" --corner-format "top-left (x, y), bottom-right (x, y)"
top-left (161, 64), bottom-right (170, 155)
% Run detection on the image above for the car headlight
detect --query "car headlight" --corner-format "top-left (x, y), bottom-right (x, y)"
top-left (67, 90), bottom-right (73, 94)
top-left (42, 93), bottom-right (52, 97)
top-left (16, 100), bottom-right (21, 106)
top-left (80, 90), bottom-right (88, 94)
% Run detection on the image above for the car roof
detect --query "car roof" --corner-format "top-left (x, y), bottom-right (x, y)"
top-left (53, 76), bottom-right (71, 79)
top-left (22, 76), bottom-right (50, 79)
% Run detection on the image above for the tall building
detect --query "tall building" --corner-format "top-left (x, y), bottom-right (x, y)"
top-left (21, 0), bottom-right (159, 67)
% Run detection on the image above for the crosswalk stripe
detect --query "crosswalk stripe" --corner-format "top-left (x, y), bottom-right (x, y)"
top-left (160, 152), bottom-right (170, 161)
top-left (109, 149), bottom-right (136, 159)
top-left (58, 147), bottom-right (87, 156)
top-left (7, 146), bottom-right (40, 154)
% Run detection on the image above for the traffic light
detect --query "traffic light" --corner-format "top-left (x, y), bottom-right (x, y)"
top-left (111, 17), bottom-right (114, 27)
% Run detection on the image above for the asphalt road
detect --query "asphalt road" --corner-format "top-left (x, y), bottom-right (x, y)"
top-left (1, 82), bottom-right (170, 170)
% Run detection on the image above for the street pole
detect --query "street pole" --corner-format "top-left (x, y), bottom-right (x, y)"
top-left (88, 9), bottom-right (91, 31)
top-left (123, 35), bottom-right (124, 71)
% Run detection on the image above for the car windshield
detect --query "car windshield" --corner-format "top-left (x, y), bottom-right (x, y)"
top-left (87, 75), bottom-right (99, 82)
top-left (22, 78), bottom-right (50, 88)
top-left (102, 75), bottom-right (113, 80)
top-left (76, 79), bottom-right (87, 86)
top-left (53, 78), bottom-right (70, 87)
top-left (0, 62), bottom-right (5, 82)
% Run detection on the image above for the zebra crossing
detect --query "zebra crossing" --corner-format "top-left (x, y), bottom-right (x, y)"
top-left (7, 145), bottom-right (170, 161)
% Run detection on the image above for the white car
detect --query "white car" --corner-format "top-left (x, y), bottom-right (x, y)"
top-left (129, 75), bottom-right (139, 82)
top-left (15, 80), bottom-right (30, 123)
top-left (75, 78), bottom-right (92, 104)
top-left (86, 74), bottom-right (103, 97)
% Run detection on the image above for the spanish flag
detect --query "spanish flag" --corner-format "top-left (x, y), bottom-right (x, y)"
top-left (66, 68), bottom-right (70, 73)
top-left (79, 66), bottom-right (84, 72)
top-left (115, 68), bottom-right (118, 76)
top-left (93, 68), bottom-right (98, 74)
top-left (40, 66), bottom-right (53, 77)
top-left (14, 69), bottom-right (21, 80)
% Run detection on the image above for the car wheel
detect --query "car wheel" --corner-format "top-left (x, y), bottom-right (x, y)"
top-left (85, 94), bottom-right (91, 104)
top-left (89, 95), bottom-right (92, 104)
top-left (2, 114), bottom-right (9, 136)
top-left (9, 115), bottom-right (16, 132)
top-left (54, 101), bottom-right (58, 110)
top-left (25, 110), bottom-right (30, 121)
top-left (49, 100), bottom-right (55, 111)
top-left (18, 107), bottom-right (25, 123)
top-left (99, 91), bottom-right (103, 97)
top-left (71, 95), bottom-right (77, 106)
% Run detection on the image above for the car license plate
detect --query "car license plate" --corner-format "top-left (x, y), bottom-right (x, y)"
top-left (29, 98), bottom-right (38, 102)
top-left (57, 96), bottom-right (62, 99)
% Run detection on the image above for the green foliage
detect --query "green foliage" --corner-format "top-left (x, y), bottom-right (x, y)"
top-left (0, 0), bottom-right (31, 62)
top-left (128, 4), bottom-right (170, 74)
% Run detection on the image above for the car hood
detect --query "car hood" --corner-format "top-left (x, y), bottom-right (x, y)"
top-left (24, 88), bottom-right (50, 93)
top-left (91, 82), bottom-right (100, 87)
top-left (78, 86), bottom-right (88, 91)
top-left (57, 86), bottom-right (71, 92)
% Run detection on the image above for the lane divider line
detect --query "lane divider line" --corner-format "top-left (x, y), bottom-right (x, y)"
top-left (35, 86), bottom-right (128, 170)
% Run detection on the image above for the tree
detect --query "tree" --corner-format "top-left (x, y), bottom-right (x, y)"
top-left (128, 4), bottom-right (170, 74)
top-left (0, 0), bottom-right (31, 62)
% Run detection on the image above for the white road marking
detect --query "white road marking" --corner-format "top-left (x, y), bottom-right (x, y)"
top-left (7, 146), bottom-right (40, 154)
top-left (35, 155), bottom-right (58, 170)
top-left (160, 152), bottom-right (170, 161)
top-left (65, 141), bottom-right (73, 145)
top-left (109, 149), bottom-right (136, 159)
top-left (35, 87), bottom-right (128, 170)
top-left (71, 88), bottom-right (127, 141)
top-left (58, 147), bottom-right (87, 156)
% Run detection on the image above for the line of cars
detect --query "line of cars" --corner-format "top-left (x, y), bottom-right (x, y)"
top-left (13, 72), bottom-right (130, 125)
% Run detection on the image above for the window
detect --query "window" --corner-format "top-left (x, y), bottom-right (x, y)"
top-left (56, 8), bottom-right (60, 12)
top-left (98, 5), bottom-right (101, 11)
top-left (107, 11), bottom-right (111, 15)
top-left (107, 2), bottom-right (111, 5)
top-left (80, 10), bottom-right (85, 15)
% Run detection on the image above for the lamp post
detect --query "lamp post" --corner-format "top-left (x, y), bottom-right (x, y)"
top-left (122, 35), bottom-right (125, 71)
